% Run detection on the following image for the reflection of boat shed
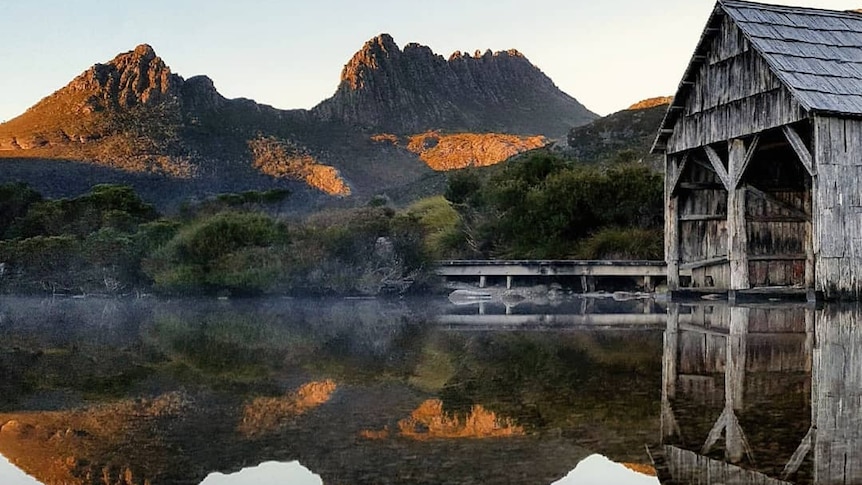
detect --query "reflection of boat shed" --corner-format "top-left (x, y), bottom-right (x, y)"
top-left (653, 0), bottom-right (862, 300)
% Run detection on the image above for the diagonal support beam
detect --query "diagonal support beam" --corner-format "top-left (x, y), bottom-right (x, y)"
top-left (702, 408), bottom-right (730, 455)
top-left (669, 152), bottom-right (691, 194)
top-left (783, 125), bottom-right (815, 176)
top-left (745, 185), bottom-right (810, 221)
top-left (783, 426), bottom-right (815, 479)
top-left (731, 135), bottom-right (760, 189)
top-left (704, 145), bottom-right (732, 190)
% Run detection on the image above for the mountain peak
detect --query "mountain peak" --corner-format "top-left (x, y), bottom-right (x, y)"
top-left (316, 35), bottom-right (597, 136)
top-left (133, 43), bottom-right (156, 58)
top-left (341, 34), bottom-right (401, 89)
top-left (69, 43), bottom-right (181, 110)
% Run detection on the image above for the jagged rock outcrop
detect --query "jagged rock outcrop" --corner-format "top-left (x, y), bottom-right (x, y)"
top-left (313, 34), bottom-right (596, 138)
top-left (71, 44), bottom-right (182, 111)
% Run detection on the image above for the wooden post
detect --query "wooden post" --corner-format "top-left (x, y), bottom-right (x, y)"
top-left (479, 275), bottom-right (487, 288)
top-left (506, 275), bottom-right (513, 289)
top-left (666, 154), bottom-right (681, 290)
top-left (644, 275), bottom-right (654, 292)
top-left (728, 139), bottom-right (750, 290)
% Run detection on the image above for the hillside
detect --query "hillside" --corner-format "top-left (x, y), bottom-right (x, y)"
top-left (0, 38), bottom-right (595, 208)
top-left (566, 96), bottom-right (671, 168)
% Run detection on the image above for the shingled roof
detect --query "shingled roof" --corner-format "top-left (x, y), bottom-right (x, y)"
top-left (726, 0), bottom-right (862, 113)
top-left (655, 0), bottom-right (862, 152)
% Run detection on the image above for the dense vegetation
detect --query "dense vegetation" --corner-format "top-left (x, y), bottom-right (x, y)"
top-left (0, 184), bottom-right (434, 296)
top-left (0, 154), bottom-right (663, 295)
top-left (443, 152), bottom-right (664, 259)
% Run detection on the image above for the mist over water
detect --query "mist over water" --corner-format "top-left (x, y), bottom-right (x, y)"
top-left (0, 296), bottom-right (855, 484)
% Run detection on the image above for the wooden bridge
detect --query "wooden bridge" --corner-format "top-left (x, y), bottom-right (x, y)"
top-left (435, 260), bottom-right (690, 292)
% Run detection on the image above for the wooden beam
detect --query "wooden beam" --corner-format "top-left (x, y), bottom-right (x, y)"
top-left (669, 152), bottom-right (690, 194)
top-left (704, 145), bottom-right (732, 190)
top-left (782, 125), bottom-right (815, 176)
top-left (731, 135), bottom-right (760, 188)
top-left (748, 254), bottom-right (806, 262)
top-left (666, 154), bottom-right (681, 290)
top-left (747, 215), bottom-right (809, 223)
top-left (678, 182), bottom-right (726, 190)
top-left (680, 214), bottom-right (726, 222)
top-left (783, 427), bottom-right (814, 480)
top-left (680, 256), bottom-right (728, 270)
top-left (744, 185), bottom-right (810, 221)
top-left (728, 141), bottom-right (750, 290)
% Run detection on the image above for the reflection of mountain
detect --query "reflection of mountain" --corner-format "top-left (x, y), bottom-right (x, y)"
top-left (657, 303), bottom-right (862, 485)
top-left (0, 296), bottom-right (665, 485)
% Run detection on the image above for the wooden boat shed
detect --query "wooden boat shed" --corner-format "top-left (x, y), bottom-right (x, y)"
top-left (654, 0), bottom-right (862, 300)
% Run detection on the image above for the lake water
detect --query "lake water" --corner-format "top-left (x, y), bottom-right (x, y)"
top-left (0, 295), bottom-right (856, 484)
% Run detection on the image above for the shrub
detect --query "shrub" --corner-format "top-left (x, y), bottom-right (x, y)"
top-left (575, 228), bottom-right (663, 260)
top-left (144, 211), bottom-right (289, 295)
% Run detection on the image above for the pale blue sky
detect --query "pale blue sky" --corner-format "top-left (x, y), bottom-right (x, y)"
top-left (1, 0), bottom-right (860, 122)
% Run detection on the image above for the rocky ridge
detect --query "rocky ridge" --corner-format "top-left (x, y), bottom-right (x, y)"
top-left (0, 37), bottom-right (597, 207)
top-left (313, 34), bottom-right (597, 138)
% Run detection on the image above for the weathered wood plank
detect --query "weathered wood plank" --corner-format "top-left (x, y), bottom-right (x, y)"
top-left (783, 125), bottom-right (815, 176)
top-left (745, 185), bottom-right (810, 221)
top-left (729, 141), bottom-right (750, 290)
top-left (669, 152), bottom-right (691, 194)
top-left (704, 145), bottom-right (732, 190)
top-left (732, 135), bottom-right (760, 188)
top-left (668, 87), bottom-right (807, 154)
top-left (667, 154), bottom-right (681, 290)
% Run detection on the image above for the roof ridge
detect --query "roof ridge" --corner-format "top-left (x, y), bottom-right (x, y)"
top-left (720, 0), bottom-right (862, 19)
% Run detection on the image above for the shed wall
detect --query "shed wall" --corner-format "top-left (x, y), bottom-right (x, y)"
top-left (667, 18), bottom-right (807, 154)
top-left (814, 116), bottom-right (862, 299)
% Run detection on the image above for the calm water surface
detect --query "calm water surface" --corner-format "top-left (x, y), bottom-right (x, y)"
top-left (0, 296), bottom-right (854, 484)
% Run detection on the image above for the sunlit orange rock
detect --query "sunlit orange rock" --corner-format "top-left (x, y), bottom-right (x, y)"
top-left (370, 133), bottom-right (399, 145)
top-left (627, 96), bottom-right (673, 110)
top-left (249, 137), bottom-right (351, 196)
top-left (239, 380), bottom-right (337, 437)
top-left (361, 399), bottom-right (525, 440)
top-left (0, 392), bottom-right (191, 485)
top-left (405, 131), bottom-right (546, 171)
top-left (621, 462), bottom-right (658, 476)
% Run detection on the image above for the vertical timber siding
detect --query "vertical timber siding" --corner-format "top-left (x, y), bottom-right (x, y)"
top-left (814, 116), bottom-right (862, 299)
top-left (667, 19), bottom-right (807, 154)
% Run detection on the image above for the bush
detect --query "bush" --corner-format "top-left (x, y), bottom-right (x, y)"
top-left (0, 183), bottom-right (42, 239)
top-left (144, 211), bottom-right (289, 295)
top-left (575, 228), bottom-right (663, 260)
top-left (447, 153), bottom-right (664, 259)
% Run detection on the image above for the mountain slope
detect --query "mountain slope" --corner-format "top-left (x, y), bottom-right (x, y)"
top-left (566, 97), bottom-right (671, 167)
top-left (313, 34), bottom-right (596, 138)
top-left (0, 39), bottom-right (596, 208)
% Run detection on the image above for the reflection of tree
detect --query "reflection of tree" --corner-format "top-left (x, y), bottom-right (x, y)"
top-left (436, 331), bottom-right (663, 449)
